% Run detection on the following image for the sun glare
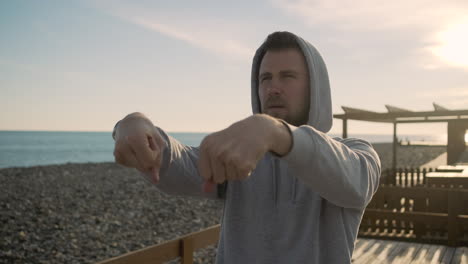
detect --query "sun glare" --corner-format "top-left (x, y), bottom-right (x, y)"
top-left (465, 132), bottom-right (468, 143)
top-left (431, 18), bottom-right (468, 68)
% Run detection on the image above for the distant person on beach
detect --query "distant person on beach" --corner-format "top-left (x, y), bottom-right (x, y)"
top-left (112, 31), bottom-right (381, 263)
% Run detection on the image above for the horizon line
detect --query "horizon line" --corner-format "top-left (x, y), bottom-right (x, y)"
top-left (0, 129), bottom-right (449, 136)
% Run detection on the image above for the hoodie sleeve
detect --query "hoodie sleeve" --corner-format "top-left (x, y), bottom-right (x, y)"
top-left (281, 124), bottom-right (381, 209)
top-left (139, 126), bottom-right (222, 200)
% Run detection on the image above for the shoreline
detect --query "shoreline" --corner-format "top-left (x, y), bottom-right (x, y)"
top-left (0, 142), bottom-right (448, 171)
top-left (0, 143), bottom-right (447, 263)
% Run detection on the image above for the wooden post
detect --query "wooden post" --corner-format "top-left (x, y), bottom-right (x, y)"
top-left (447, 120), bottom-right (468, 164)
top-left (422, 168), bottom-right (426, 186)
top-left (416, 168), bottom-right (420, 186)
top-left (392, 122), bottom-right (398, 173)
top-left (404, 168), bottom-right (409, 187)
top-left (342, 118), bottom-right (348, 139)
top-left (181, 236), bottom-right (194, 264)
top-left (413, 187), bottom-right (426, 239)
top-left (398, 168), bottom-right (403, 186)
top-left (448, 190), bottom-right (462, 247)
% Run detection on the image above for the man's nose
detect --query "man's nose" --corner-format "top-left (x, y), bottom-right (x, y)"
top-left (267, 79), bottom-right (282, 94)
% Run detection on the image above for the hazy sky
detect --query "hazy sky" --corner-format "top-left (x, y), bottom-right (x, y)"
top-left (1, 1), bottom-right (468, 136)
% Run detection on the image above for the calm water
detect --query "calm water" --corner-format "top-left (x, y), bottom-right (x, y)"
top-left (0, 131), bottom-right (443, 169)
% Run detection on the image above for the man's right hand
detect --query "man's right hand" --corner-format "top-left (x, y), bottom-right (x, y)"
top-left (113, 112), bottom-right (165, 183)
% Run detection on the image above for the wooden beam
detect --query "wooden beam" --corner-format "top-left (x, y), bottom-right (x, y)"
top-left (385, 105), bottom-right (412, 113)
top-left (363, 209), bottom-right (448, 222)
top-left (342, 106), bottom-right (379, 114)
top-left (343, 118), bottom-right (348, 138)
top-left (433, 102), bottom-right (450, 111)
top-left (333, 109), bottom-right (468, 122)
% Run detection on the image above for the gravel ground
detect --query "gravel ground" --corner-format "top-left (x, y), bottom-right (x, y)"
top-left (0, 163), bottom-right (223, 264)
top-left (0, 143), bottom-right (447, 263)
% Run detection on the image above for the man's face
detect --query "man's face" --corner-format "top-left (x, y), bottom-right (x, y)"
top-left (258, 48), bottom-right (310, 126)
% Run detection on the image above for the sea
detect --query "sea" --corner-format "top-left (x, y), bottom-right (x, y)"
top-left (0, 131), bottom-right (445, 169)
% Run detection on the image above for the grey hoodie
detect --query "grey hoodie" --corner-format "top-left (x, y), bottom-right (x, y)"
top-left (149, 33), bottom-right (381, 263)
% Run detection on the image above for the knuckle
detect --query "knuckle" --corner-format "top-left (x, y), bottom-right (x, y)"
top-left (239, 164), bottom-right (253, 175)
top-left (246, 162), bottom-right (256, 171)
top-left (215, 150), bottom-right (226, 161)
top-left (229, 155), bottom-right (241, 166)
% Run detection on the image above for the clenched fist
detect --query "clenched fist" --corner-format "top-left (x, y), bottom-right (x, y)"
top-left (198, 114), bottom-right (292, 188)
top-left (113, 112), bottom-right (165, 183)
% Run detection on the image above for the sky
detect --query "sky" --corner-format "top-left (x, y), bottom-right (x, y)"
top-left (1, 0), bottom-right (468, 137)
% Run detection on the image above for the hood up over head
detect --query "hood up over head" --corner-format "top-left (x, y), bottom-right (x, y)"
top-left (251, 32), bottom-right (332, 133)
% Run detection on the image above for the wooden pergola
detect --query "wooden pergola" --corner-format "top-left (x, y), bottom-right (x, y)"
top-left (333, 103), bottom-right (468, 170)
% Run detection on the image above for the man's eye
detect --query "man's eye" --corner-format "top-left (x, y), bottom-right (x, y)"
top-left (261, 76), bottom-right (271, 82)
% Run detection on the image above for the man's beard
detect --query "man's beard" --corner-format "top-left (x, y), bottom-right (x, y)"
top-left (262, 96), bottom-right (309, 126)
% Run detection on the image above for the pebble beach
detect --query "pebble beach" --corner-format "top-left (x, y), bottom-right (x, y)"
top-left (0, 143), bottom-right (447, 263)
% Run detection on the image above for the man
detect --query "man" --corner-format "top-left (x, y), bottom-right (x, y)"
top-left (113, 31), bottom-right (381, 263)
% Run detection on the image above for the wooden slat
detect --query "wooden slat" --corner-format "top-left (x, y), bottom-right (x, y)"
top-left (430, 245), bottom-right (447, 263)
top-left (352, 239), bottom-right (373, 260)
top-left (395, 243), bottom-right (424, 263)
top-left (364, 241), bottom-right (403, 263)
top-left (405, 168), bottom-right (410, 187)
top-left (386, 241), bottom-right (422, 263)
top-left (408, 243), bottom-right (432, 263)
top-left (353, 242), bottom-right (467, 264)
top-left (451, 247), bottom-right (468, 263)
top-left (96, 239), bottom-right (180, 264)
top-left (353, 240), bottom-right (393, 263)
top-left (191, 225), bottom-right (221, 249)
top-left (411, 244), bottom-right (444, 264)
top-left (441, 246), bottom-right (456, 263)
top-left (363, 209), bottom-right (447, 222)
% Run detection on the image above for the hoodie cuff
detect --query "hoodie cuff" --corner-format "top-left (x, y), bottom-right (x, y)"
top-left (280, 124), bottom-right (318, 165)
top-left (270, 119), bottom-right (294, 157)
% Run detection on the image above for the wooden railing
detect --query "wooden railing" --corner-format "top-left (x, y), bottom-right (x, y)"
top-left (381, 167), bottom-right (435, 186)
top-left (97, 184), bottom-right (468, 263)
top-left (360, 185), bottom-right (468, 246)
top-left (96, 225), bottom-right (220, 264)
